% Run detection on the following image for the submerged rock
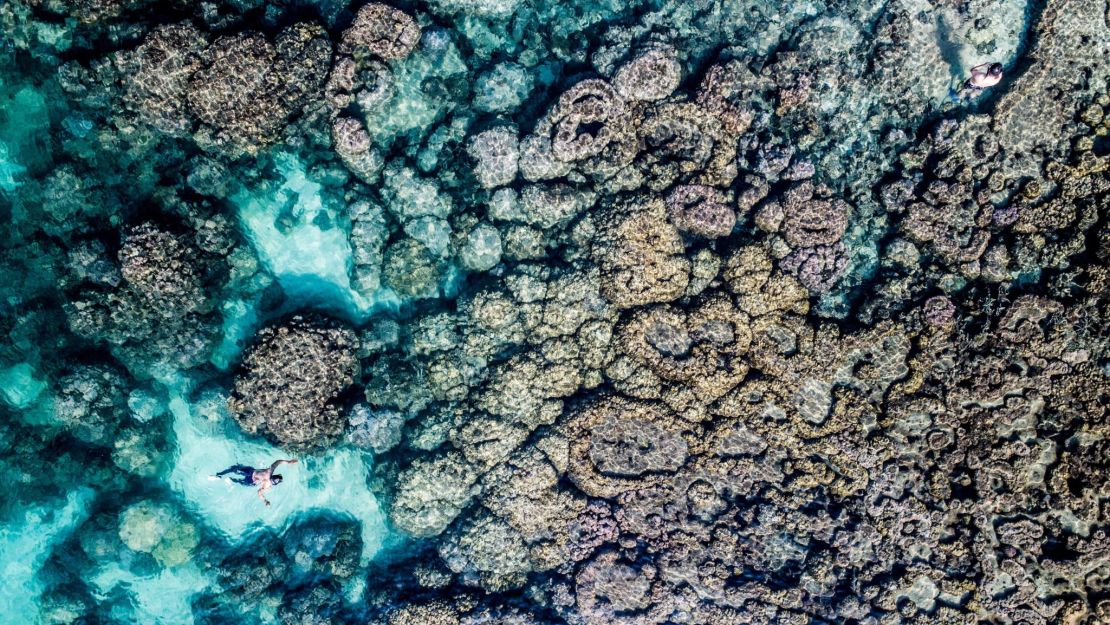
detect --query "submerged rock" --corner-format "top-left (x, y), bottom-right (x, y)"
top-left (118, 500), bottom-right (199, 567)
top-left (229, 315), bottom-right (360, 448)
top-left (281, 514), bottom-right (362, 579)
top-left (338, 3), bottom-right (421, 63)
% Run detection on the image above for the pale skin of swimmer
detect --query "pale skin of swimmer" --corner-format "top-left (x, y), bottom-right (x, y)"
top-left (215, 459), bottom-right (299, 506)
top-left (966, 62), bottom-right (1003, 90)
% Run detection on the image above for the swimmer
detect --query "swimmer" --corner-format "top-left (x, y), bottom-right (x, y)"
top-left (964, 62), bottom-right (1004, 92)
top-left (214, 459), bottom-right (298, 506)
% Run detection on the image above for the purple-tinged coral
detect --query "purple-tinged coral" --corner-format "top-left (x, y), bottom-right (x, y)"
top-left (664, 184), bottom-right (735, 238)
top-left (779, 242), bottom-right (849, 293)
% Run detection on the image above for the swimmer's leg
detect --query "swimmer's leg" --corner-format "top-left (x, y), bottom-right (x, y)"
top-left (216, 464), bottom-right (253, 477)
top-left (949, 83), bottom-right (978, 103)
top-left (216, 464), bottom-right (256, 486)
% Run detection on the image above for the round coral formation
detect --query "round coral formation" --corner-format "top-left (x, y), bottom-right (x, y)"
top-left (467, 126), bottom-right (520, 189)
top-left (332, 115), bottom-right (383, 183)
top-left (665, 184), bottom-right (736, 238)
top-left (186, 23), bottom-right (332, 154)
top-left (118, 500), bottom-right (199, 567)
top-left (594, 197), bottom-right (691, 308)
top-left (613, 48), bottom-right (682, 102)
top-left (52, 363), bottom-right (131, 444)
top-left (537, 79), bottom-right (635, 173)
top-left (383, 238), bottom-right (444, 299)
top-left (228, 315), bottom-right (360, 448)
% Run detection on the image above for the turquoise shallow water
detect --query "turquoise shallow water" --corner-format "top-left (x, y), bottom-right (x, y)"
top-left (164, 378), bottom-right (388, 558)
top-left (233, 153), bottom-right (384, 321)
top-left (1, 327), bottom-right (392, 624)
top-left (1, 489), bottom-right (94, 620)
top-left (1, 0), bottom-right (1108, 623)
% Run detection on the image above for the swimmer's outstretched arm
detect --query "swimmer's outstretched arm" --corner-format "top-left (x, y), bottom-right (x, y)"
top-left (258, 483), bottom-right (272, 506)
top-left (268, 458), bottom-right (299, 473)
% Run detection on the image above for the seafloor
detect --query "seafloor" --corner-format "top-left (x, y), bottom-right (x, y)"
top-left (0, 0), bottom-right (1108, 623)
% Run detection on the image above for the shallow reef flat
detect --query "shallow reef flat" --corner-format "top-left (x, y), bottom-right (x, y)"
top-left (0, 0), bottom-right (1108, 623)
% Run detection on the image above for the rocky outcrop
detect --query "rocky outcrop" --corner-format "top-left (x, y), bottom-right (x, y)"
top-left (229, 315), bottom-right (359, 449)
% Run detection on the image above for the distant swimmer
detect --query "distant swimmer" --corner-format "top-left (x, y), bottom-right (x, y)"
top-left (214, 459), bottom-right (298, 506)
top-left (964, 62), bottom-right (1004, 92)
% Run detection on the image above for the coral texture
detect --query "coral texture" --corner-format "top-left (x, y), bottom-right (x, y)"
top-left (1, 0), bottom-right (1108, 623)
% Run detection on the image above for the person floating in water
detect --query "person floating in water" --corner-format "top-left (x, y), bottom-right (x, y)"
top-left (214, 459), bottom-right (298, 506)
top-left (964, 62), bottom-right (1004, 92)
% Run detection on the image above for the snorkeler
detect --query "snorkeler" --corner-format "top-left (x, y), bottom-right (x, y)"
top-left (214, 459), bottom-right (298, 506)
top-left (964, 62), bottom-right (1004, 92)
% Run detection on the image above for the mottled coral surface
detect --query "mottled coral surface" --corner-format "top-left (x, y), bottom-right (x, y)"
top-left (1, 0), bottom-right (1108, 624)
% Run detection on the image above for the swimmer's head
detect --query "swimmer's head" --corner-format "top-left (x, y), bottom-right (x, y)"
top-left (272, 474), bottom-right (283, 485)
top-left (988, 63), bottom-right (1003, 77)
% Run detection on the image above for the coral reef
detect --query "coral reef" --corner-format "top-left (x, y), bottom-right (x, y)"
top-left (114, 20), bottom-right (332, 156)
top-left (338, 3), bottom-right (420, 62)
top-left (118, 500), bottom-right (199, 567)
top-left (1, 0), bottom-right (1108, 623)
top-left (229, 315), bottom-right (360, 448)
top-left (63, 222), bottom-right (225, 373)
